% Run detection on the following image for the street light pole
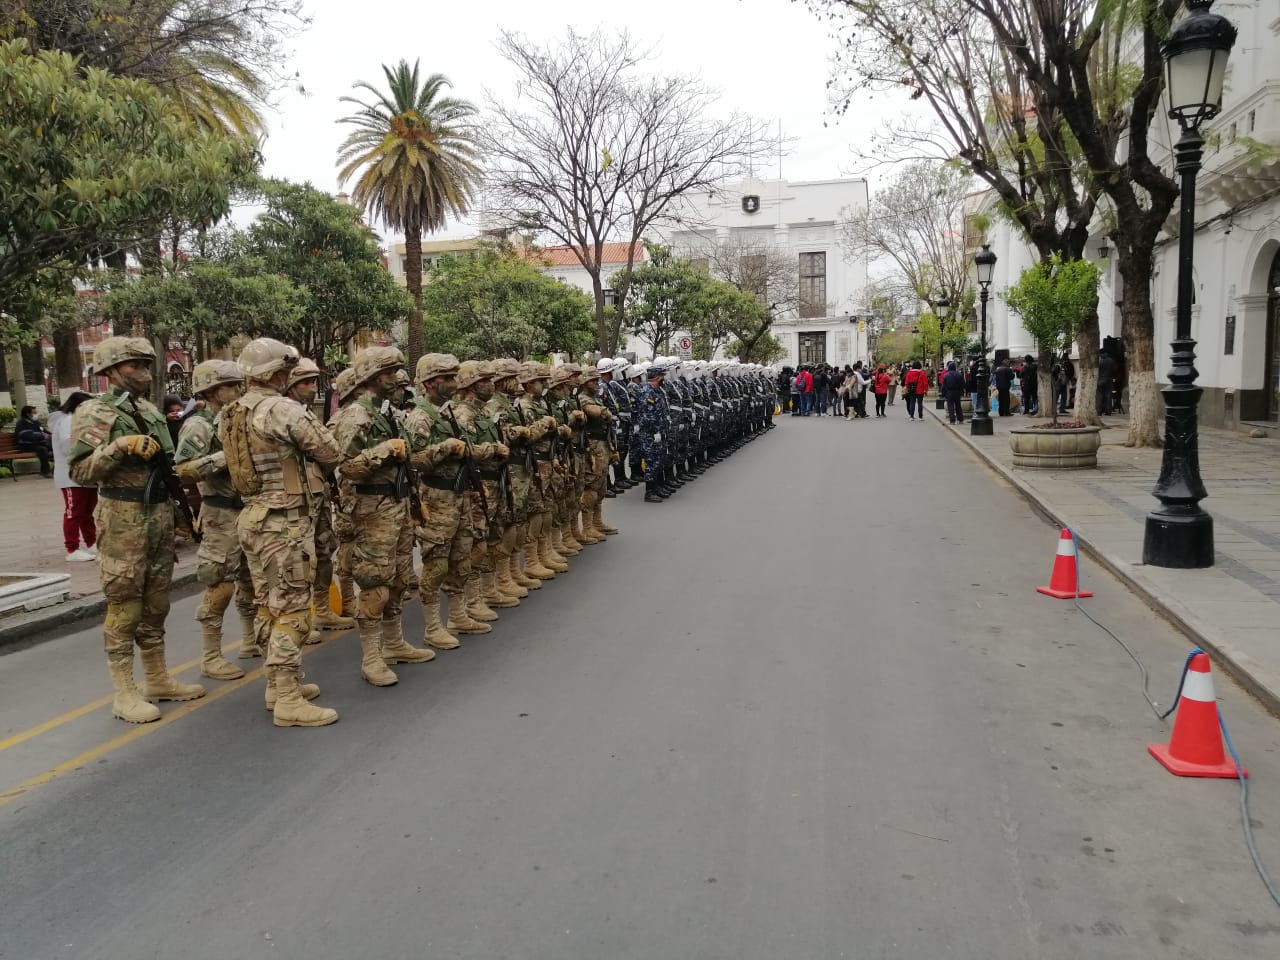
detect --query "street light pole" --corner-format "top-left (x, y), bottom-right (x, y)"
top-left (934, 297), bottom-right (951, 409)
top-left (971, 246), bottom-right (996, 436)
top-left (1143, 0), bottom-right (1236, 569)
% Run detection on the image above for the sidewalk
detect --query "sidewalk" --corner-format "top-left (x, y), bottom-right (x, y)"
top-left (0, 477), bottom-right (197, 644)
top-left (928, 403), bottom-right (1280, 715)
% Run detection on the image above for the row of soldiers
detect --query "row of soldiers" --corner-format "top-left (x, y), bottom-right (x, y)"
top-left (590, 356), bottom-right (777, 502)
top-left (68, 336), bottom-right (626, 729)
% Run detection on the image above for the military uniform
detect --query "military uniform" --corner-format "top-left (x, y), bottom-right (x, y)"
top-left (636, 367), bottom-right (670, 502)
top-left (516, 362), bottom-right (568, 579)
top-left (546, 364), bottom-right (586, 557)
top-left (404, 353), bottom-right (474, 648)
top-left (223, 338), bottom-right (341, 726)
top-left (174, 361), bottom-right (255, 678)
top-left (576, 368), bottom-right (617, 541)
top-left (329, 346), bottom-right (430, 687)
top-left (68, 337), bottom-right (204, 723)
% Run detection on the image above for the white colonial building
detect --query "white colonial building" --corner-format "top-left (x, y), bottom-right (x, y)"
top-left (659, 176), bottom-right (871, 367)
top-left (972, 4), bottom-right (1280, 429)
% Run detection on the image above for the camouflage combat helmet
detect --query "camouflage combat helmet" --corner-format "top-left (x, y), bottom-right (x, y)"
top-left (284, 357), bottom-right (321, 392)
top-left (490, 358), bottom-right (521, 382)
top-left (92, 336), bottom-right (155, 375)
top-left (393, 369), bottom-right (411, 388)
top-left (191, 359), bottom-right (243, 396)
top-left (517, 360), bottom-right (549, 384)
top-left (415, 353), bottom-right (461, 384)
top-left (548, 363), bottom-right (581, 387)
top-left (334, 367), bottom-right (359, 403)
top-left (455, 359), bottom-right (490, 390)
top-left (238, 337), bottom-right (299, 382)
top-left (350, 345), bottom-right (405, 389)
top-left (578, 364), bottom-right (600, 385)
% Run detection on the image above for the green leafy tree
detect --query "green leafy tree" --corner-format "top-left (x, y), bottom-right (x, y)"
top-left (0, 41), bottom-right (255, 322)
top-left (728, 333), bottom-right (785, 365)
top-left (419, 245), bottom-right (594, 360)
top-left (1004, 255), bottom-right (1100, 423)
top-left (337, 61), bottom-right (481, 371)
top-left (237, 179), bottom-right (413, 359)
top-left (620, 244), bottom-right (714, 361)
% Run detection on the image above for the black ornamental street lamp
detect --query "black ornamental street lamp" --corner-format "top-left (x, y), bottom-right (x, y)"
top-left (934, 297), bottom-right (951, 408)
top-left (1143, 0), bottom-right (1236, 569)
top-left (971, 245), bottom-right (996, 436)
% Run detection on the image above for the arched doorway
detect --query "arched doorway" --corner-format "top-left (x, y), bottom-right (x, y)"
top-left (1267, 250), bottom-right (1280, 422)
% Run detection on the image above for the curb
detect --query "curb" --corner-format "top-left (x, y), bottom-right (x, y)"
top-left (927, 405), bottom-right (1280, 719)
top-left (0, 567), bottom-right (201, 652)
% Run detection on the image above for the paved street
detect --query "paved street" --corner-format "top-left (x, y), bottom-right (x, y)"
top-left (1, 413), bottom-right (1277, 959)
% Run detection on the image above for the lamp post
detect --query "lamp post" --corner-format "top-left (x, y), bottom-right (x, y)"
top-left (1143, 0), bottom-right (1236, 569)
top-left (971, 245), bottom-right (996, 436)
top-left (934, 297), bottom-right (951, 408)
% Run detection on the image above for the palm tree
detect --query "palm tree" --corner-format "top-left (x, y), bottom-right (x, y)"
top-left (337, 61), bottom-right (481, 369)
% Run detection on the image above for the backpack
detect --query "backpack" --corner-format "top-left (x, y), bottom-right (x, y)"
top-left (793, 375), bottom-right (805, 392)
top-left (221, 396), bottom-right (263, 497)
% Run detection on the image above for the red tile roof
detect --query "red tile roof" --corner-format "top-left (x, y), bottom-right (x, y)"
top-left (537, 242), bottom-right (645, 267)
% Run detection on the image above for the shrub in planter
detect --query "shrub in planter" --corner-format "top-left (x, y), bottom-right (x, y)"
top-left (1010, 421), bottom-right (1102, 468)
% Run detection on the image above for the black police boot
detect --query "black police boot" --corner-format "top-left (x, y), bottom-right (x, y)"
top-left (644, 482), bottom-right (664, 503)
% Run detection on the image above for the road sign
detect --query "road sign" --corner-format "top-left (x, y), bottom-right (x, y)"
top-left (677, 335), bottom-right (693, 359)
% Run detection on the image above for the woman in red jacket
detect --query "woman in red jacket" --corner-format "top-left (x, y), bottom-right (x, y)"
top-left (872, 365), bottom-right (891, 417)
top-left (904, 361), bottom-right (928, 420)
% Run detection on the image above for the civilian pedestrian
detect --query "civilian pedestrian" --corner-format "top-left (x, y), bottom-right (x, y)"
top-left (49, 392), bottom-right (98, 560)
top-left (942, 361), bottom-right (966, 424)
top-left (1097, 352), bottom-right (1115, 415)
top-left (993, 358), bottom-right (1015, 416)
top-left (1021, 355), bottom-right (1039, 415)
top-left (873, 365), bottom-right (891, 417)
top-left (904, 361), bottom-right (928, 420)
top-left (15, 405), bottom-right (54, 477)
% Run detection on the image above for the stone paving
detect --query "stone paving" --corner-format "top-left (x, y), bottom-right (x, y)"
top-left (927, 403), bottom-right (1280, 714)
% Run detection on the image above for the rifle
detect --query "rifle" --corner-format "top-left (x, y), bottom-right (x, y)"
top-left (382, 401), bottom-right (428, 526)
top-left (122, 395), bottom-right (199, 542)
top-left (491, 410), bottom-right (517, 517)
top-left (440, 400), bottom-right (491, 522)
top-left (510, 399), bottom-right (544, 499)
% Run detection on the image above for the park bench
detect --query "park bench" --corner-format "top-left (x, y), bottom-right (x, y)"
top-left (0, 433), bottom-right (40, 479)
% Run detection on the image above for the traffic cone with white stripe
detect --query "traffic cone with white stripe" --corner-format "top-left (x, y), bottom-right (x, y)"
top-left (1036, 529), bottom-right (1093, 599)
top-left (1148, 652), bottom-right (1247, 779)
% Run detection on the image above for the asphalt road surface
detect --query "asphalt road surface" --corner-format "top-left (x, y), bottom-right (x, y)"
top-left (1, 410), bottom-right (1278, 960)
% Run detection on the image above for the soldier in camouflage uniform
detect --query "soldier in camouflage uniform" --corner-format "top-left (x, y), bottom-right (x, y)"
top-left (404, 353), bottom-right (471, 649)
top-left (576, 365), bottom-right (618, 542)
top-left (329, 368), bottom-right (359, 619)
top-left (328, 346), bottom-right (433, 686)
top-left (448, 361), bottom-right (511, 627)
top-left (174, 360), bottom-right (256, 680)
top-left (283, 358), bottom-right (356, 643)
top-left (546, 364), bottom-right (588, 558)
top-left (486, 358), bottom-right (557, 602)
top-left (223, 337), bottom-right (340, 727)
top-left (515, 362), bottom-right (568, 580)
top-left (68, 337), bottom-right (206, 723)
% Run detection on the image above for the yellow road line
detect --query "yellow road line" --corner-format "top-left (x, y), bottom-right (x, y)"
top-left (0, 629), bottom-right (353, 755)
top-left (0, 666), bottom-right (267, 810)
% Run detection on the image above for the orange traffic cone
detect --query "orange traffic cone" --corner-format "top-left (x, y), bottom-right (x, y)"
top-left (1036, 529), bottom-right (1093, 599)
top-left (1149, 652), bottom-right (1246, 778)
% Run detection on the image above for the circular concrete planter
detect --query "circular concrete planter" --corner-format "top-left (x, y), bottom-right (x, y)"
top-left (960, 397), bottom-right (973, 419)
top-left (1009, 425), bottom-right (1102, 469)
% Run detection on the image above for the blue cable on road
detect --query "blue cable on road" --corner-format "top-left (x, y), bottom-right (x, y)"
top-left (1062, 527), bottom-right (1279, 908)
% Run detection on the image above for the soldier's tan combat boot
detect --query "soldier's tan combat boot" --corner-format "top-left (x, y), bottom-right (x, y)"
top-left (381, 615), bottom-right (435, 664)
top-left (423, 592), bottom-right (461, 649)
top-left (512, 552), bottom-right (542, 591)
top-left (237, 608), bottom-right (264, 659)
top-left (272, 669), bottom-right (338, 728)
top-left (522, 542), bottom-right (554, 581)
top-left (264, 671), bottom-right (321, 710)
top-left (575, 512), bottom-right (603, 545)
top-left (496, 556), bottom-right (528, 597)
top-left (199, 621), bottom-right (245, 680)
top-left (358, 621), bottom-right (398, 686)
top-left (108, 655), bottom-right (161, 724)
top-left (540, 534), bottom-right (569, 573)
top-left (558, 524), bottom-right (582, 556)
top-left (593, 504), bottom-right (619, 536)
top-left (466, 576), bottom-right (500, 621)
top-left (140, 649), bottom-right (206, 702)
top-left (339, 575), bottom-right (357, 619)
top-left (446, 588), bottom-right (491, 635)
top-left (485, 567), bottom-right (521, 606)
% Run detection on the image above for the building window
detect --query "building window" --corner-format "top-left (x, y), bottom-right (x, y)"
top-left (603, 288), bottom-right (618, 307)
top-left (798, 331), bottom-right (827, 365)
top-left (799, 252), bottom-right (826, 318)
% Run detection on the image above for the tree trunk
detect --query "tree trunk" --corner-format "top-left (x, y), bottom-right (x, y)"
top-left (52, 321), bottom-right (83, 398)
top-left (1117, 252), bottom-right (1161, 447)
top-left (1073, 302), bottom-right (1101, 426)
top-left (6, 349), bottom-right (25, 412)
top-left (21, 341), bottom-right (48, 415)
top-left (404, 213), bottom-right (425, 373)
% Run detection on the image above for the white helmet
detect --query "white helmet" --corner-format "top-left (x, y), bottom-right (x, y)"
top-left (596, 357), bottom-right (614, 373)
top-left (611, 357), bottom-right (631, 374)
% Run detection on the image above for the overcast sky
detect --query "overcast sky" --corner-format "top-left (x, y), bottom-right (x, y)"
top-left (251, 0), bottom-right (919, 242)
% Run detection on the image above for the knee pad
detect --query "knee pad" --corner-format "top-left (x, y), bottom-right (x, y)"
top-left (356, 584), bottom-right (390, 621)
top-left (195, 580), bottom-right (236, 624)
